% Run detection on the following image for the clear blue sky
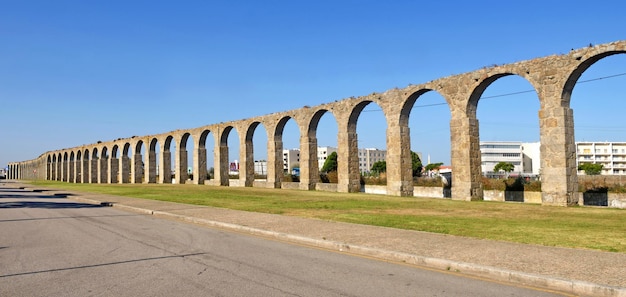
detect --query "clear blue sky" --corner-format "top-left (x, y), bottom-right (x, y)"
top-left (2, 0), bottom-right (626, 169)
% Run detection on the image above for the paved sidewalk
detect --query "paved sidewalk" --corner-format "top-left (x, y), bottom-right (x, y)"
top-left (5, 182), bottom-right (625, 297)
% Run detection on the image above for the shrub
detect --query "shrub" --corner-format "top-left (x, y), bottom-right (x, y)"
top-left (320, 171), bottom-right (338, 183)
top-left (413, 177), bottom-right (443, 187)
top-left (481, 177), bottom-right (541, 192)
top-left (362, 174), bottom-right (387, 185)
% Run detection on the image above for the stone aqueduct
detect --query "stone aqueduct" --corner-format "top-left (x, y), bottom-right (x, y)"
top-left (8, 40), bottom-right (626, 206)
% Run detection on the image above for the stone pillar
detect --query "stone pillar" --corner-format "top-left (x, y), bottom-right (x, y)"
top-left (337, 131), bottom-right (361, 193)
top-left (299, 135), bottom-right (318, 190)
top-left (99, 157), bottom-right (108, 184)
top-left (266, 137), bottom-right (283, 189)
top-left (82, 158), bottom-right (89, 183)
top-left (215, 144), bottom-right (229, 186)
top-left (90, 158), bottom-right (98, 183)
top-left (60, 159), bottom-right (65, 182)
top-left (450, 116), bottom-right (483, 201)
top-left (120, 155), bottom-right (130, 183)
top-left (176, 149), bottom-right (188, 184)
top-left (160, 150), bottom-right (172, 184)
top-left (194, 147), bottom-right (207, 185)
top-left (109, 157), bottom-right (118, 184)
top-left (539, 106), bottom-right (578, 206)
top-left (386, 123), bottom-right (413, 196)
top-left (132, 153), bottom-right (143, 184)
top-left (147, 151), bottom-right (157, 183)
top-left (239, 133), bottom-right (254, 187)
top-left (68, 160), bottom-right (75, 183)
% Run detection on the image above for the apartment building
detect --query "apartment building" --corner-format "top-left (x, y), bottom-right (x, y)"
top-left (317, 146), bottom-right (337, 170)
top-left (577, 142), bottom-right (626, 175)
top-left (358, 148), bottom-right (387, 173)
top-left (480, 141), bottom-right (540, 177)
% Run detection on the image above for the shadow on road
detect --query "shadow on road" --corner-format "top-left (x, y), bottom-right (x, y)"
top-left (0, 201), bottom-right (104, 209)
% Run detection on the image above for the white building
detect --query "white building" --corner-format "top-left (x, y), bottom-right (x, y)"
top-left (576, 142), bottom-right (626, 175)
top-left (480, 141), bottom-right (540, 177)
top-left (254, 160), bottom-right (268, 176)
top-left (317, 146), bottom-right (337, 170)
top-left (358, 148), bottom-right (387, 173)
top-left (282, 149), bottom-right (300, 173)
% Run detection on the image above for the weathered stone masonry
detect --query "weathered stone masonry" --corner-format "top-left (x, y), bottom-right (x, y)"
top-left (9, 40), bottom-right (626, 206)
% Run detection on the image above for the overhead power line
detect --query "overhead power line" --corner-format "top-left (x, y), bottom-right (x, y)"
top-left (359, 71), bottom-right (626, 112)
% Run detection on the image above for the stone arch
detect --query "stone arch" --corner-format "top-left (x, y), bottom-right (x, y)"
top-left (69, 151), bottom-right (75, 183)
top-left (306, 108), bottom-right (339, 188)
top-left (161, 135), bottom-right (174, 183)
top-left (110, 145), bottom-right (119, 183)
top-left (133, 140), bottom-right (145, 183)
top-left (197, 129), bottom-right (213, 185)
top-left (62, 152), bottom-right (69, 182)
top-left (217, 126), bottom-right (236, 186)
top-left (240, 121), bottom-right (265, 187)
top-left (395, 88), bottom-right (451, 196)
top-left (100, 146), bottom-right (109, 183)
top-left (47, 154), bottom-right (52, 180)
top-left (147, 138), bottom-right (159, 183)
top-left (75, 150), bottom-right (82, 183)
top-left (336, 100), bottom-right (390, 193)
top-left (562, 51), bottom-right (626, 108)
top-left (82, 150), bottom-right (89, 183)
top-left (121, 143), bottom-right (131, 183)
top-left (177, 133), bottom-right (193, 184)
top-left (90, 148), bottom-right (99, 183)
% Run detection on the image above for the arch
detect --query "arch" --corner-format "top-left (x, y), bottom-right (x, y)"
top-left (76, 150), bottom-right (83, 183)
top-left (306, 109), bottom-right (339, 189)
top-left (147, 138), bottom-right (159, 183)
top-left (161, 135), bottom-right (174, 183)
top-left (121, 143), bottom-right (131, 183)
top-left (100, 146), bottom-right (109, 183)
top-left (133, 140), bottom-right (145, 183)
top-left (63, 152), bottom-right (69, 182)
top-left (562, 51), bottom-right (626, 108)
top-left (47, 154), bottom-right (52, 180)
top-left (69, 151), bottom-right (75, 183)
top-left (339, 100), bottom-right (389, 193)
top-left (110, 145), bottom-right (119, 183)
top-left (401, 88), bottom-right (452, 197)
top-left (252, 122), bottom-right (270, 183)
top-left (82, 149), bottom-right (90, 183)
top-left (90, 148), bottom-right (99, 183)
top-left (571, 53), bottom-right (626, 181)
top-left (197, 130), bottom-right (214, 185)
top-left (217, 126), bottom-right (236, 186)
top-left (177, 133), bottom-right (193, 184)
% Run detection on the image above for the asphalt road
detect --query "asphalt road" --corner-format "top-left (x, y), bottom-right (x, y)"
top-left (0, 186), bottom-right (564, 297)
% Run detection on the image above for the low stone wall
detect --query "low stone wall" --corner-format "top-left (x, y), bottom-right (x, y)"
top-left (578, 192), bottom-right (626, 208)
top-left (483, 190), bottom-right (542, 204)
top-left (228, 179), bottom-right (242, 187)
top-left (413, 186), bottom-right (444, 198)
top-left (362, 185), bottom-right (387, 195)
top-left (281, 182), bottom-right (301, 190)
top-left (253, 180), bottom-right (270, 188)
top-left (316, 183), bottom-right (338, 192)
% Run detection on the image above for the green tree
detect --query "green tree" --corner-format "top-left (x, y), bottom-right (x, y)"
top-left (321, 152), bottom-right (338, 173)
top-left (493, 162), bottom-right (515, 174)
top-left (578, 163), bottom-right (603, 175)
top-left (411, 151), bottom-right (423, 177)
top-left (370, 160), bottom-right (386, 174)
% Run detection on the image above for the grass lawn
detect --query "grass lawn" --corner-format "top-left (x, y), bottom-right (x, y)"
top-left (28, 181), bottom-right (626, 253)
